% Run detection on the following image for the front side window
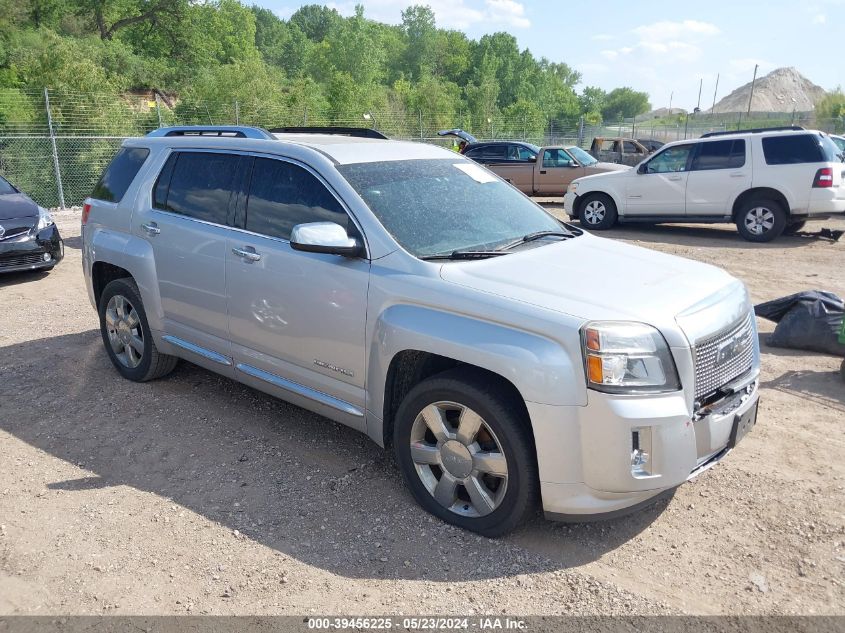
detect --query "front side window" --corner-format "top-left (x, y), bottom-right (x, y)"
top-left (515, 145), bottom-right (537, 162)
top-left (91, 147), bottom-right (150, 203)
top-left (762, 134), bottom-right (825, 165)
top-left (245, 158), bottom-right (347, 240)
top-left (645, 144), bottom-right (694, 173)
top-left (155, 152), bottom-right (240, 224)
top-left (690, 139), bottom-right (746, 171)
top-left (338, 159), bottom-right (564, 258)
top-left (542, 148), bottom-right (574, 168)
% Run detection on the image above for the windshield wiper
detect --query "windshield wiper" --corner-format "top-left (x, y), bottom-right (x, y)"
top-left (421, 250), bottom-right (511, 261)
top-left (498, 230), bottom-right (572, 252)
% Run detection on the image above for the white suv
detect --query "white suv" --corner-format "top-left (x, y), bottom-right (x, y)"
top-left (565, 128), bottom-right (845, 242)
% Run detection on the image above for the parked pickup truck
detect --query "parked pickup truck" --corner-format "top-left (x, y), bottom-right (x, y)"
top-left (461, 140), bottom-right (628, 196)
top-left (83, 125), bottom-right (761, 536)
top-left (589, 137), bottom-right (653, 166)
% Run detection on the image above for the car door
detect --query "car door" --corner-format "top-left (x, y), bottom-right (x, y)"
top-left (225, 155), bottom-right (370, 430)
top-left (534, 148), bottom-right (584, 195)
top-left (133, 150), bottom-right (247, 365)
top-left (625, 143), bottom-right (694, 216)
top-left (685, 139), bottom-right (750, 216)
top-left (475, 144), bottom-right (535, 193)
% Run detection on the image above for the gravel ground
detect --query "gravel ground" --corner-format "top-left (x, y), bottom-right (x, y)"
top-left (0, 208), bottom-right (843, 616)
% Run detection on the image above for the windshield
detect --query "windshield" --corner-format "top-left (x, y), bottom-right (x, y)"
top-left (0, 176), bottom-right (17, 195)
top-left (338, 159), bottom-right (565, 258)
top-left (566, 146), bottom-right (598, 166)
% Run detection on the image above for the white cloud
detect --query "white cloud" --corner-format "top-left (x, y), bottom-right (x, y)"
top-left (318, 0), bottom-right (528, 30)
top-left (812, 13), bottom-right (827, 23)
top-left (632, 19), bottom-right (720, 41)
top-left (484, 0), bottom-right (530, 29)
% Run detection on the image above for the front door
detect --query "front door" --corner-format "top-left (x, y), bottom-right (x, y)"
top-left (625, 143), bottom-right (694, 216)
top-left (685, 139), bottom-right (750, 216)
top-left (535, 148), bottom-right (584, 195)
top-left (133, 150), bottom-right (246, 359)
top-left (226, 156), bottom-right (370, 429)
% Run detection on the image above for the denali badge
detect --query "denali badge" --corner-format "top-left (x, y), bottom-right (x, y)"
top-left (715, 329), bottom-right (752, 366)
top-left (314, 359), bottom-right (354, 377)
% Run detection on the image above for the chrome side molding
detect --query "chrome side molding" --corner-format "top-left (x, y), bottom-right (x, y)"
top-left (235, 363), bottom-right (364, 418)
top-left (162, 335), bottom-right (233, 366)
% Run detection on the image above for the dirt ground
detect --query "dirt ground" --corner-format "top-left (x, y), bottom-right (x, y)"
top-left (1, 208), bottom-right (843, 616)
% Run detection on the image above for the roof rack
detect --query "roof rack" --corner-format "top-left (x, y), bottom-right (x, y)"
top-left (270, 126), bottom-right (389, 140)
top-left (700, 125), bottom-right (805, 139)
top-left (146, 126), bottom-right (276, 140)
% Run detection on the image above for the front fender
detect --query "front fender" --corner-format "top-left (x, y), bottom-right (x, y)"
top-left (366, 304), bottom-right (585, 443)
top-left (90, 228), bottom-right (162, 332)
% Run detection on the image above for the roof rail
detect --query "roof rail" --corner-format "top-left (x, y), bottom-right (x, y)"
top-left (270, 126), bottom-right (389, 140)
top-left (146, 126), bottom-right (276, 140)
top-left (700, 125), bottom-right (805, 139)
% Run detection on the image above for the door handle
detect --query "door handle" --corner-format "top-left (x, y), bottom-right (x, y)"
top-left (540, 170), bottom-right (547, 175)
top-left (232, 247), bottom-right (261, 262)
top-left (141, 222), bottom-right (160, 236)
top-left (668, 175), bottom-right (683, 181)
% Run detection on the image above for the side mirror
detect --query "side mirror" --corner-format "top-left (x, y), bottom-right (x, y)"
top-left (567, 160), bottom-right (579, 168)
top-left (290, 222), bottom-right (364, 258)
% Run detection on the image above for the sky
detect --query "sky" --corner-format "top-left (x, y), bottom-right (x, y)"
top-left (257, 0), bottom-right (840, 111)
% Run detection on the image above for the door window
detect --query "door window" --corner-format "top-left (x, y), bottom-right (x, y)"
top-left (644, 145), bottom-right (694, 173)
top-left (762, 134), bottom-right (825, 165)
top-left (511, 145), bottom-right (537, 162)
top-left (154, 152), bottom-right (240, 225)
top-left (542, 149), bottom-right (573, 168)
top-left (623, 141), bottom-right (643, 154)
top-left (690, 140), bottom-right (746, 171)
top-left (245, 158), bottom-right (348, 241)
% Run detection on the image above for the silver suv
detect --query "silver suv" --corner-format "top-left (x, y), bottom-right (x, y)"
top-left (82, 126), bottom-right (761, 536)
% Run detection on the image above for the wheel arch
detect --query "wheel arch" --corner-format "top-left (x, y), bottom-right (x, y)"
top-left (731, 187), bottom-right (791, 221)
top-left (574, 188), bottom-right (622, 219)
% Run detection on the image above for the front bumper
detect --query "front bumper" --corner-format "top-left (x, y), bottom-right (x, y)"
top-left (0, 224), bottom-right (64, 273)
top-left (531, 374), bottom-right (759, 519)
top-left (563, 192), bottom-right (578, 218)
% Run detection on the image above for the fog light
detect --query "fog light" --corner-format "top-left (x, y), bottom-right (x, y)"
top-left (631, 428), bottom-right (653, 477)
top-left (42, 253), bottom-right (51, 262)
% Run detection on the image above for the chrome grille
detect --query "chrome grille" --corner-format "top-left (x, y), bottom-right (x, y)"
top-left (693, 312), bottom-right (755, 400)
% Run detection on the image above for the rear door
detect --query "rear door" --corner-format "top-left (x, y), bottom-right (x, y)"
top-left (685, 139), bottom-right (750, 216)
top-left (625, 143), bottom-right (694, 216)
top-left (133, 150), bottom-right (247, 362)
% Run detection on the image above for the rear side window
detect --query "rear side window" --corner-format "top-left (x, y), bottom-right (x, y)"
top-left (762, 135), bottom-right (824, 165)
top-left (245, 158), bottom-right (347, 240)
top-left (467, 145), bottom-right (506, 161)
top-left (155, 152), bottom-right (240, 224)
top-left (691, 139), bottom-right (746, 170)
top-left (91, 147), bottom-right (149, 202)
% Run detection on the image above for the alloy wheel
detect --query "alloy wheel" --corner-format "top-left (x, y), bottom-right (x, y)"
top-left (409, 401), bottom-right (508, 517)
top-left (105, 294), bottom-right (144, 369)
top-left (744, 207), bottom-right (775, 236)
top-left (583, 200), bottom-right (606, 225)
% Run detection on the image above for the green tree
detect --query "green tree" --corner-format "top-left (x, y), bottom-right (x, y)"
top-left (579, 85), bottom-right (606, 118)
top-left (289, 4), bottom-right (340, 43)
top-left (401, 5), bottom-right (437, 81)
top-left (601, 87), bottom-right (650, 121)
top-left (816, 88), bottom-right (845, 131)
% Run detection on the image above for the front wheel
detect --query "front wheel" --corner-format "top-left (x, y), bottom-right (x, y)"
top-left (736, 198), bottom-right (787, 242)
top-left (393, 369), bottom-right (538, 537)
top-left (578, 193), bottom-right (618, 230)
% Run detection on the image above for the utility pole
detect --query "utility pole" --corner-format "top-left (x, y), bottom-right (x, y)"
top-left (44, 88), bottom-right (66, 210)
top-left (669, 91), bottom-right (673, 111)
top-left (746, 64), bottom-right (759, 117)
top-left (696, 78), bottom-right (703, 112)
top-left (712, 74), bottom-right (720, 112)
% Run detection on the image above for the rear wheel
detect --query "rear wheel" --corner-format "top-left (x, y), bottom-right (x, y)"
top-left (393, 369), bottom-right (537, 537)
top-left (578, 193), bottom-right (618, 230)
top-left (99, 278), bottom-right (178, 382)
top-left (735, 198), bottom-right (786, 242)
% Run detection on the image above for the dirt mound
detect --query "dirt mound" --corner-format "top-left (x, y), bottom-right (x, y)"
top-left (711, 67), bottom-right (827, 114)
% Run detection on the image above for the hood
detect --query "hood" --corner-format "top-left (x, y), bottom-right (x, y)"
top-left (0, 193), bottom-right (39, 220)
top-left (437, 129), bottom-right (478, 144)
top-left (439, 234), bottom-right (744, 346)
top-left (589, 162), bottom-right (630, 173)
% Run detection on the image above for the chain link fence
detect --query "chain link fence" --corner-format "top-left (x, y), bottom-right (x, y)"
top-left (1, 88), bottom-right (842, 208)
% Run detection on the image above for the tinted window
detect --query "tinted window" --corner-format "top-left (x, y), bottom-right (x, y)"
top-left (0, 175), bottom-right (16, 195)
top-left (245, 158), bottom-right (347, 240)
top-left (691, 139), bottom-right (746, 171)
top-left (158, 152), bottom-right (240, 224)
top-left (91, 147), bottom-right (149, 203)
top-left (762, 134), bottom-right (824, 165)
top-left (645, 144), bottom-right (694, 173)
top-left (153, 154), bottom-right (177, 210)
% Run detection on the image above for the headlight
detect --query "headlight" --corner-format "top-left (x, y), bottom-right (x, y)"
top-left (36, 207), bottom-right (54, 231)
top-left (581, 321), bottom-right (680, 393)
top-left (567, 182), bottom-right (579, 194)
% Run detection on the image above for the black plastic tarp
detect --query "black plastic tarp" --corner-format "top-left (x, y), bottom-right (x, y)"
top-left (754, 291), bottom-right (845, 357)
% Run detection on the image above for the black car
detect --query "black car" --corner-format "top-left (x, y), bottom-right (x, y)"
top-left (0, 175), bottom-right (63, 273)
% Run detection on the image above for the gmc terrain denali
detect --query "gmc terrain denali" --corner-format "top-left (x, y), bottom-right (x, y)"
top-left (82, 126), bottom-right (760, 536)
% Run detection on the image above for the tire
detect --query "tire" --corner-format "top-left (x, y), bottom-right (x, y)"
top-left (393, 368), bottom-right (538, 537)
top-left (783, 220), bottom-right (807, 235)
top-left (98, 278), bottom-right (178, 382)
top-left (840, 359), bottom-right (845, 383)
top-left (578, 193), bottom-right (618, 230)
top-left (735, 198), bottom-right (787, 242)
